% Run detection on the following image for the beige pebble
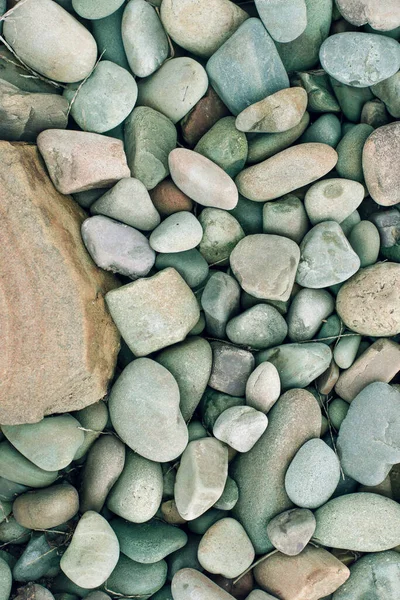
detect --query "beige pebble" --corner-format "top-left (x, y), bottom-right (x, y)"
top-left (13, 484), bottom-right (79, 530)
top-left (362, 122), bottom-right (400, 206)
top-left (236, 88), bottom-right (308, 134)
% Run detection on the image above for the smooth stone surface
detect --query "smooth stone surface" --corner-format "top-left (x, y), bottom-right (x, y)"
top-left (13, 533), bottom-right (59, 583)
top-left (336, 124), bottom-right (373, 182)
top-left (258, 343), bottom-right (332, 390)
top-left (285, 439), bottom-right (341, 508)
top-left (296, 221), bottom-right (361, 288)
top-left (361, 98), bottom-right (391, 128)
top-left (236, 143), bottom-right (337, 201)
top-left (109, 358), bottom-right (187, 462)
top-left (363, 122), bottom-right (400, 206)
top-left (230, 234), bottom-right (300, 301)
top-left (174, 438), bottom-right (228, 521)
top-left (91, 177), bottom-right (160, 231)
top-left (107, 450), bottom-right (163, 523)
top-left (4, 416), bottom-right (81, 474)
top-left (3, 0), bottom-right (97, 83)
top-left (213, 477), bottom-right (239, 511)
top-left (111, 518), bottom-right (187, 564)
top-left (266, 508), bottom-right (316, 556)
top-left (194, 117), bottom-right (248, 178)
top-left (330, 77), bottom-right (374, 122)
top-left (181, 86), bottom-right (230, 148)
top-left (336, 262), bottom-right (400, 336)
top-left (150, 179), bottom-right (194, 216)
top-left (199, 208), bottom-right (244, 265)
top-left (167, 532), bottom-right (202, 576)
top-left (305, 179), bottom-right (365, 225)
top-left (72, 0), bottom-right (124, 19)
top-left (161, 0), bottom-right (248, 58)
top-left (63, 61), bottom-right (137, 134)
top-left (328, 398), bottom-right (349, 431)
top-left (337, 382), bottom-right (400, 485)
top-left (81, 216), bottom-right (155, 279)
top-left (262, 195), bottom-right (309, 244)
top-left (169, 149), bottom-right (238, 210)
top-left (13, 483), bottom-right (78, 530)
top-left (0, 442), bottom-right (58, 488)
top-left (247, 112), bottom-right (310, 164)
top-left (340, 209), bottom-right (361, 237)
top-left (106, 268), bottom-right (200, 356)
top-left (372, 71), bottom-right (400, 118)
top-left (206, 18), bottom-right (289, 116)
top-left (200, 388), bottom-right (244, 432)
top-left (37, 130), bottom-right (130, 195)
top-left (232, 389), bottom-right (321, 553)
top-left (213, 406), bottom-right (268, 453)
top-left (314, 492), bottom-right (400, 551)
top-left (122, 0), bottom-right (168, 77)
top-left (91, 6), bottom-right (130, 70)
top-left (137, 58), bottom-right (208, 124)
top-left (236, 88), bottom-right (307, 134)
top-left (201, 271), bottom-right (241, 338)
top-left (349, 220), bottom-right (380, 267)
top-left (292, 70), bottom-right (340, 113)
top-left (229, 195), bottom-right (264, 235)
top-left (299, 113), bottom-right (342, 147)
top-left (156, 337), bottom-right (212, 422)
top-left (245, 362), bottom-right (281, 413)
top-left (333, 334), bottom-right (362, 370)
top-left (335, 0), bottom-right (400, 31)
top-left (106, 553), bottom-right (167, 596)
top-left (255, 0), bottom-right (307, 42)
top-left (124, 107), bottom-right (177, 191)
top-left (287, 289), bottom-right (335, 342)
top-left (150, 212), bottom-right (203, 253)
top-left (320, 33), bottom-right (400, 87)
top-left (171, 569), bottom-right (236, 600)
top-left (227, 303), bottom-right (287, 349)
top-left (60, 511), bottom-right (119, 589)
top-left (73, 400), bottom-right (109, 460)
top-left (197, 518), bottom-right (255, 578)
top-left (209, 342), bottom-right (254, 397)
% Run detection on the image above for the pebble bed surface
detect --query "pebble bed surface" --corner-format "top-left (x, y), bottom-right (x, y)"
top-left (0, 0), bottom-right (400, 599)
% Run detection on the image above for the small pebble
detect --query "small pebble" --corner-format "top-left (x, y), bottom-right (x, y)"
top-left (213, 406), bottom-right (268, 453)
top-left (245, 362), bottom-right (281, 413)
top-left (150, 212), bottom-right (203, 253)
top-left (266, 508), bottom-right (316, 556)
top-left (236, 88), bottom-right (308, 134)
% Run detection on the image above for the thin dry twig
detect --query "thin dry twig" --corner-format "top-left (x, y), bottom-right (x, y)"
top-left (233, 549), bottom-right (279, 585)
top-left (66, 49), bottom-right (106, 118)
top-left (0, 0), bottom-right (30, 23)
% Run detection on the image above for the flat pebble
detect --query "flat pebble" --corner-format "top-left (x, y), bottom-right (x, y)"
top-left (13, 484), bottom-right (79, 530)
top-left (247, 112), bottom-right (310, 164)
top-left (245, 362), bottom-right (281, 413)
top-left (226, 303), bottom-right (287, 349)
top-left (213, 406), bottom-right (268, 453)
top-left (255, 0), bottom-right (307, 42)
top-left (72, 0), bottom-right (124, 19)
top-left (287, 288), bottom-right (335, 342)
top-left (209, 342), bottom-right (255, 397)
top-left (262, 195), bottom-right (309, 244)
top-left (335, 0), bottom-right (400, 31)
top-left (266, 508), bottom-right (316, 556)
top-left (236, 88), bottom-right (307, 133)
top-left (194, 117), bottom-right (248, 178)
top-left (198, 208), bottom-right (244, 265)
top-left (305, 179), bottom-right (365, 225)
top-left (150, 212), bottom-right (203, 253)
top-left (362, 122), bottom-right (400, 206)
top-left (201, 272), bottom-right (241, 338)
top-left (0, 442), bottom-right (58, 489)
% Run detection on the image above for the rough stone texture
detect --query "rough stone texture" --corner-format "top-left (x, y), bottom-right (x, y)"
top-left (37, 130), bottom-right (131, 195)
top-left (0, 142), bottom-right (119, 425)
top-left (335, 0), bottom-right (400, 31)
top-left (105, 268), bottom-right (199, 357)
top-left (236, 88), bottom-right (307, 133)
top-left (13, 484), bottom-right (79, 530)
top-left (232, 389), bottom-right (321, 553)
top-left (266, 509), bottom-right (316, 556)
top-left (208, 342), bottom-right (255, 397)
top-left (363, 122), bottom-right (400, 206)
top-left (335, 339), bottom-right (400, 401)
top-left (254, 546), bottom-right (350, 600)
top-left (171, 569), bottom-right (236, 600)
top-left (336, 262), bottom-right (400, 336)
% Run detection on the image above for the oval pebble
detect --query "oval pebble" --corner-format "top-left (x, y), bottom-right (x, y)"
top-left (0, 442), bottom-right (58, 489)
top-left (213, 406), bottom-right (268, 453)
top-left (13, 484), bottom-right (79, 530)
top-left (335, 0), bottom-right (400, 31)
top-left (287, 288), bottom-right (335, 342)
top-left (72, 0), bottom-right (124, 19)
top-left (0, 558), bottom-right (11, 600)
top-left (245, 362), bottom-right (281, 413)
top-left (362, 122), bottom-right (400, 206)
top-left (236, 87), bottom-right (307, 133)
top-left (172, 569), bottom-right (236, 600)
top-left (266, 508), bottom-right (316, 556)
top-left (348, 220), bottom-right (380, 267)
top-left (198, 208), bottom-right (244, 265)
top-left (226, 303), bottom-right (287, 349)
top-left (150, 212), bottom-right (203, 253)
top-left (305, 178), bottom-right (365, 225)
top-left (255, 0), bottom-right (307, 43)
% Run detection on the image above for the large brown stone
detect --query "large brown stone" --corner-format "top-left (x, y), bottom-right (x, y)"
top-left (0, 142), bottom-right (120, 424)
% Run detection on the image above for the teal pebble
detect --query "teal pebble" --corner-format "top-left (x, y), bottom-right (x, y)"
top-left (167, 534), bottom-right (203, 580)
top-left (155, 249), bottom-right (209, 288)
top-left (349, 220), bottom-right (380, 267)
top-left (330, 77), bottom-right (374, 122)
top-left (194, 117), bottom-right (248, 177)
top-left (228, 195), bottom-right (264, 234)
top-left (328, 398), bottom-right (350, 431)
top-left (300, 114), bottom-right (342, 147)
top-left (213, 476), bottom-right (239, 510)
top-left (317, 314), bottom-right (342, 345)
top-left (106, 554), bottom-right (167, 596)
top-left (0, 557), bottom-right (11, 600)
top-left (200, 388), bottom-right (244, 431)
top-left (187, 510), bottom-right (228, 535)
top-left (91, 6), bottom-right (131, 70)
top-left (13, 534), bottom-right (60, 582)
top-left (336, 124), bottom-right (374, 182)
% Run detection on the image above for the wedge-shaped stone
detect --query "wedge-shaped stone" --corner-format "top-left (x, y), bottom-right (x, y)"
top-left (172, 568), bottom-right (236, 600)
top-left (236, 88), bottom-right (307, 133)
top-left (255, 0), bottom-right (307, 43)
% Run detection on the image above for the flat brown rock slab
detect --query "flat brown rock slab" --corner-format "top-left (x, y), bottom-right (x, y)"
top-left (0, 142), bottom-right (120, 424)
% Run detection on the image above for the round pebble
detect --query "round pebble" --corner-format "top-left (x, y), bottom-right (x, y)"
top-left (266, 508), bottom-right (316, 556)
top-left (362, 122), bottom-right (400, 206)
top-left (149, 212), bottom-right (203, 253)
top-left (305, 178), bottom-right (365, 225)
top-left (226, 303), bottom-right (288, 350)
top-left (245, 362), bottom-right (281, 413)
top-left (213, 406), bottom-right (268, 453)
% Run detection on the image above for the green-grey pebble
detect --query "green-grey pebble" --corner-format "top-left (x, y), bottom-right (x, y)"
top-left (13, 534), bottom-right (60, 582)
top-left (287, 288), bottom-right (335, 342)
top-left (91, 6), bottom-right (130, 70)
top-left (330, 78), bottom-right (374, 122)
top-left (155, 250), bottom-right (209, 288)
top-left (213, 476), bottom-right (239, 511)
top-left (72, 0), bottom-right (124, 19)
top-left (241, 291), bottom-right (290, 315)
top-left (299, 113), bottom-right (341, 147)
top-left (0, 557), bottom-right (12, 600)
top-left (226, 303), bottom-right (288, 349)
top-left (371, 71), bottom-right (400, 118)
top-left (106, 554), bottom-right (167, 596)
top-left (200, 388), bottom-right (244, 432)
top-left (73, 401), bottom-right (108, 461)
top-left (51, 574), bottom-right (91, 598)
top-left (124, 106), bottom-right (177, 190)
top-left (247, 112), bottom-right (310, 164)
top-left (291, 71), bottom-right (340, 113)
top-left (262, 194), bottom-right (309, 243)
top-left (228, 195), bottom-right (264, 234)
top-left (198, 208), bottom-right (245, 265)
top-left (0, 551), bottom-right (16, 570)
top-left (348, 220), bottom-right (380, 267)
top-left (201, 271), bottom-right (241, 338)
top-left (340, 210), bottom-right (361, 237)
top-left (73, 189), bottom-right (104, 209)
top-left (151, 586), bottom-right (173, 600)
top-left (0, 442), bottom-right (58, 488)
top-left (333, 333), bottom-right (361, 369)
top-left (0, 477), bottom-right (29, 502)
top-left (187, 422), bottom-right (208, 442)
top-left (361, 99), bottom-right (390, 129)
top-left (328, 398), bottom-right (349, 431)
top-left (194, 117), bottom-right (248, 177)
top-left (162, 464), bottom-right (176, 499)
top-left (111, 518), bottom-right (187, 564)
top-left (317, 314), bottom-right (342, 344)
top-left (167, 534), bottom-right (203, 580)
top-left (0, 516), bottom-right (30, 545)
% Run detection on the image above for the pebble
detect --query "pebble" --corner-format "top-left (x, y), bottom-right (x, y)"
top-left (3, 0), bottom-right (97, 83)
top-left (314, 492), bottom-right (400, 552)
top-left (91, 6), bottom-right (130, 70)
top-left (150, 179), bottom-right (194, 216)
top-left (60, 511), bottom-right (119, 588)
top-left (0, 556), bottom-right (12, 600)
top-left (337, 382), bottom-right (400, 485)
top-left (362, 122), bottom-right (400, 206)
top-left (229, 195), bottom-right (264, 235)
top-left (296, 221), bottom-right (361, 288)
top-left (340, 209), bottom-right (361, 237)
top-left (37, 130), bottom-right (130, 195)
top-left (213, 406), bottom-right (268, 452)
top-left (73, 400), bottom-right (109, 461)
top-left (109, 358), bottom-right (187, 462)
top-left (370, 208), bottom-right (400, 261)
top-left (317, 359), bottom-right (340, 394)
top-left (150, 212), bottom-right (203, 253)
top-left (201, 271), bottom-right (241, 338)
top-left (167, 532), bottom-right (202, 575)
top-left (255, 0), bottom-right (307, 42)
top-left (258, 343), bottom-right (332, 390)
top-left (305, 179), bottom-right (365, 225)
top-left (230, 234), bottom-right (300, 301)
top-left (174, 438), bottom-right (228, 521)
top-left (208, 342), bottom-right (255, 397)
top-left (213, 477), bottom-right (239, 511)
top-left (180, 86), bottom-right (230, 148)
top-left (105, 268), bottom-right (199, 356)
top-left (330, 78), bottom-right (374, 122)
top-left (2, 415), bottom-right (83, 472)
top-left (107, 450), bottom-right (163, 523)
top-left (105, 553), bottom-right (167, 596)
top-left (361, 98), bottom-right (391, 128)
top-left (161, 0), bottom-right (248, 58)
top-left (171, 569), bottom-right (236, 600)
top-left (13, 484), bottom-right (78, 530)
top-left (156, 337), bottom-right (212, 422)
top-left (200, 389), bottom-right (244, 432)
top-left (124, 107), bottom-right (177, 191)
top-left (169, 149), bottom-right (238, 210)
top-left (247, 593), bottom-right (278, 600)
top-left (194, 117), bottom-right (248, 178)
top-left (328, 398), bottom-right (349, 430)
top-left (0, 442), bottom-right (58, 488)
top-left (333, 334), bottom-right (362, 369)
top-left (72, 0), bottom-right (124, 19)
top-left (13, 533), bottom-right (59, 583)
top-left (371, 72), bottom-right (400, 118)
top-left (247, 112), bottom-right (310, 164)
top-left (232, 389), bottom-right (321, 553)
top-left (206, 18), bottom-right (289, 116)
top-left (332, 550), bottom-right (400, 600)
top-left (63, 61), bottom-right (137, 134)
top-left (236, 143), bottom-right (338, 201)
top-left (226, 303), bottom-right (288, 349)
top-left (198, 208), bottom-right (245, 265)
top-left (161, 500), bottom-right (187, 526)
top-left (14, 584), bottom-right (55, 600)
top-left (245, 362), bottom-right (281, 413)
top-left (287, 288), bottom-right (335, 342)
top-left (335, 0), bottom-right (400, 31)
top-left (188, 422), bottom-right (208, 443)
top-left (262, 194), bottom-right (309, 244)
top-left (81, 216), bottom-right (155, 279)
top-left (285, 438), bottom-right (341, 508)
top-left (197, 518), bottom-right (255, 578)
top-left (254, 546), bottom-right (350, 600)
top-left (336, 262), bottom-right (400, 336)
top-left (348, 220), bottom-right (380, 267)
top-left (336, 124), bottom-right (373, 182)
top-left (137, 58), bottom-right (208, 124)
top-left (293, 70), bottom-right (340, 113)
top-left (236, 88), bottom-right (307, 134)
top-left (266, 508), bottom-right (316, 556)
top-left (121, 0), bottom-right (168, 77)
top-left (299, 113), bottom-right (342, 147)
